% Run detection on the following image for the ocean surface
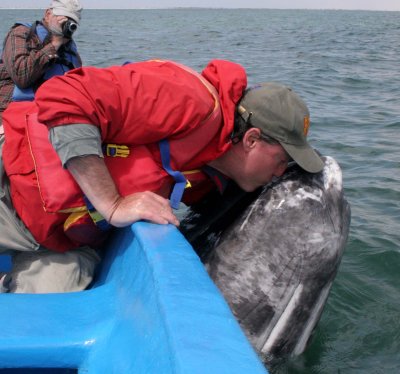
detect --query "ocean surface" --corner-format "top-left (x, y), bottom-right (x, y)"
top-left (1, 8), bottom-right (399, 373)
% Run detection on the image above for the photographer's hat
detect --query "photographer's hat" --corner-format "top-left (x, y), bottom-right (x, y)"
top-left (238, 82), bottom-right (324, 173)
top-left (50, 0), bottom-right (82, 24)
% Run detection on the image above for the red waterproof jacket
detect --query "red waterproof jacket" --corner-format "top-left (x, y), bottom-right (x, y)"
top-left (3, 59), bottom-right (247, 252)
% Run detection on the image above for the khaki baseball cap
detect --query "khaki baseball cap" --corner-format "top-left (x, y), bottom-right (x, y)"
top-left (238, 82), bottom-right (324, 173)
top-left (50, 0), bottom-right (82, 24)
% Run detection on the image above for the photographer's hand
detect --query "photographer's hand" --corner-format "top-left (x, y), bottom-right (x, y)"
top-left (50, 35), bottom-right (69, 50)
top-left (48, 16), bottom-right (69, 50)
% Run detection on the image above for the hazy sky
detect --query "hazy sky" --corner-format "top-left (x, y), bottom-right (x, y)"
top-left (1, 0), bottom-right (399, 11)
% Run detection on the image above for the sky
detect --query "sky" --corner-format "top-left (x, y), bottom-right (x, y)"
top-left (1, 0), bottom-right (399, 11)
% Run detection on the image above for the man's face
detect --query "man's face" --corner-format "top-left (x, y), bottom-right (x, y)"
top-left (236, 138), bottom-right (290, 192)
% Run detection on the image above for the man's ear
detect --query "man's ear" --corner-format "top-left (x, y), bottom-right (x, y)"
top-left (44, 9), bottom-right (52, 22)
top-left (242, 127), bottom-right (262, 152)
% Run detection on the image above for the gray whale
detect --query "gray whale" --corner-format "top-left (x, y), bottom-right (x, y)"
top-left (180, 156), bottom-right (351, 357)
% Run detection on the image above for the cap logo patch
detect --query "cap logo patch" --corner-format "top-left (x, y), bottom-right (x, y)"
top-left (303, 116), bottom-right (310, 136)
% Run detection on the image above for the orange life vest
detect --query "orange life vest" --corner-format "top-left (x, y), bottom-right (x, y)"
top-left (2, 60), bottom-right (247, 252)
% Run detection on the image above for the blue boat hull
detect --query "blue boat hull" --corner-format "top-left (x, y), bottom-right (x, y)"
top-left (0, 223), bottom-right (266, 373)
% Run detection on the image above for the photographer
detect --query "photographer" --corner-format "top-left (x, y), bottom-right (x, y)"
top-left (0, 0), bottom-right (83, 128)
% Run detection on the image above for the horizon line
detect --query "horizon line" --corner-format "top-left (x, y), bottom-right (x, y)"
top-left (0, 6), bottom-right (399, 11)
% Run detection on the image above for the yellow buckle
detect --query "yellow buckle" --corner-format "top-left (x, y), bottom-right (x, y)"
top-left (183, 169), bottom-right (202, 189)
top-left (105, 144), bottom-right (130, 158)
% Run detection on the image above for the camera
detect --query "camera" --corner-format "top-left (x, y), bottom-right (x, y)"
top-left (62, 20), bottom-right (78, 38)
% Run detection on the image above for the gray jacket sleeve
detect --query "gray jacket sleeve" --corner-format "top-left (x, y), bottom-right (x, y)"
top-left (49, 124), bottom-right (103, 168)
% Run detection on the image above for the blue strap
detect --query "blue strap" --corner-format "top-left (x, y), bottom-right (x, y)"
top-left (159, 139), bottom-right (187, 210)
top-left (83, 196), bottom-right (111, 231)
top-left (0, 255), bottom-right (12, 272)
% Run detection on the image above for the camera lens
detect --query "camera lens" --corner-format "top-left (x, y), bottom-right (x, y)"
top-left (62, 20), bottom-right (78, 38)
top-left (69, 23), bottom-right (78, 32)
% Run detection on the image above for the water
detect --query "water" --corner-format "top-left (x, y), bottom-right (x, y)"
top-left (1, 8), bottom-right (399, 373)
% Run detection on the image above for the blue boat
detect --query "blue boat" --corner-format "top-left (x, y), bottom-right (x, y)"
top-left (0, 222), bottom-right (267, 373)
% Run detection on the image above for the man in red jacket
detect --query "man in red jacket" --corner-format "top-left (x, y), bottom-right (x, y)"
top-left (0, 59), bottom-right (323, 293)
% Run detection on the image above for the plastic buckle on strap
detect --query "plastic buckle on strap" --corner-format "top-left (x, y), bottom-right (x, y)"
top-left (83, 196), bottom-right (111, 231)
top-left (88, 210), bottom-right (110, 231)
top-left (104, 144), bottom-right (130, 157)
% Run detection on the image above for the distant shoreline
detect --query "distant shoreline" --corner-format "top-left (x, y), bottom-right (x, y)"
top-left (0, 7), bottom-right (399, 11)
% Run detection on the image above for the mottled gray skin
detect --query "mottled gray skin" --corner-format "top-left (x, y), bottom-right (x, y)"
top-left (203, 156), bottom-right (350, 356)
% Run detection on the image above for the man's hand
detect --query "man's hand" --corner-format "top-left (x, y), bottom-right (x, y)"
top-left (66, 155), bottom-right (179, 228)
top-left (48, 16), bottom-right (69, 50)
top-left (50, 34), bottom-right (69, 50)
top-left (108, 191), bottom-right (180, 227)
